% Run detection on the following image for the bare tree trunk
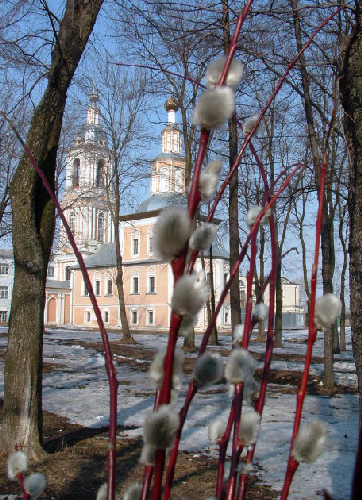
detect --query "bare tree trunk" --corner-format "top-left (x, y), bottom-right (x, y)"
top-left (290, 0), bottom-right (336, 388)
top-left (338, 203), bottom-right (348, 351)
top-left (223, 0), bottom-right (241, 333)
top-left (113, 156), bottom-right (133, 343)
top-left (275, 255), bottom-right (283, 347)
top-left (0, 0), bottom-right (104, 458)
top-left (340, 4), bottom-right (362, 418)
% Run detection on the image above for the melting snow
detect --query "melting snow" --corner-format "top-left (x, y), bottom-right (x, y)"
top-left (0, 326), bottom-right (358, 499)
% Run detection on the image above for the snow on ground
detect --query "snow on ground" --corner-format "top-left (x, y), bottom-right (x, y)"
top-left (0, 326), bottom-right (358, 499)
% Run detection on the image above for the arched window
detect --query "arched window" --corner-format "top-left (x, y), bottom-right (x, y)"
top-left (69, 211), bottom-right (75, 233)
top-left (73, 158), bottom-right (80, 187)
top-left (160, 166), bottom-right (169, 192)
top-left (97, 212), bottom-right (104, 242)
top-left (96, 160), bottom-right (104, 187)
top-left (65, 266), bottom-right (71, 281)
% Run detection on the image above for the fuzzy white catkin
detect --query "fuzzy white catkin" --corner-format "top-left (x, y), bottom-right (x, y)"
top-left (143, 405), bottom-right (180, 449)
top-left (232, 324), bottom-right (243, 345)
top-left (189, 224), bottom-right (217, 251)
top-left (246, 205), bottom-right (270, 228)
top-left (253, 303), bottom-right (269, 322)
top-left (292, 420), bottom-right (327, 464)
top-left (225, 348), bottom-right (255, 384)
top-left (192, 87), bottom-right (235, 129)
top-left (205, 56), bottom-right (244, 89)
top-left (314, 293), bottom-right (341, 329)
top-left (148, 347), bottom-right (185, 390)
top-left (8, 450), bottom-right (28, 479)
top-left (24, 473), bottom-right (46, 500)
top-left (153, 207), bottom-right (192, 260)
top-left (193, 352), bottom-right (224, 387)
top-left (243, 378), bottom-right (259, 403)
top-left (96, 483), bottom-right (108, 500)
top-left (124, 483), bottom-right (142, 500)
top-left (208, 417), bottom-right (228, 443)
top-left (171, 271), bottom-right (209, 318)
top-left (243, 114), bottom-right (261, 135)
top-left (239, 411), bottom-right (261, 446)
top-left (179, 316), bottom-right (194, 336)
top-left (199, 160), bottom-right (222, 202)
top-left (140, 443), bottom-right (156, 465)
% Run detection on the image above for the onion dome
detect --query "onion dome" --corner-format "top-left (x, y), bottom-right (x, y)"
top-left (165, 95), bottom-right (179, 112)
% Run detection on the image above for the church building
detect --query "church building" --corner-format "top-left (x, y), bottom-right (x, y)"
top-left (46, 91), bottom-right (230, 331)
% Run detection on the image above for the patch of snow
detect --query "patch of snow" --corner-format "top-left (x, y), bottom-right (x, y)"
top-left (0, 327), bottom-right (358, 499)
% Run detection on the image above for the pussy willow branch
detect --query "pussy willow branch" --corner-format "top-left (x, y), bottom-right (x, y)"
top-left (209, 5), bottom-right (343, 224)
top-left (280, 82), bottom-right (338, 500)
top-left (16, 473), bottom-right (29, 500)
top-left (216, 402), bottom-right (236, 498)
top-left (163, 164), bottom-right (300, 500)
top-left (226, 384), bottom-right (244, 500)
top-left (151, 0), bottom-right (256, 497)
top-left (3, 114), bottom-right (119, 500)
top-left (236, 139), bottom-right (278, 500)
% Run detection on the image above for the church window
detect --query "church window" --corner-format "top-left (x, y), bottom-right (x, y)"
top-left (73, 158), bottom-right (80, 187)
top-left (147, 230), bottom-right (154, 255)
top-left (147, 309), bottom-right (155, 326)
top-left (104, 310), bottom-right (109, 323)
top-left (131, 232), bottom-right (139, 256)
top-left (97, 212), bottom-right (104, 242)
top-left (131, 276), bottom-right (139, 294)
top-left (85, 310), bottom-right (91, 323)
top-left (131, 309), bottom-right (138, 325)
top-left (148, 275), bottom-right (156, 294)
top-left (65, 266), bottom-right (71, 281)
top-left (69, 212), bottom-right (75, 233)
top-left (96, 160), bottom-right (104, 187)
top-left (0, 310), bottom-right (8, 322)
top-left (174, 167), bottom-right (183, 193)
top-left (106, 279), bottom-right (113, 295)
top-left (0, 263), bottom-right (9, 275)
top-left (160, 166), bottom-right (168, 192)
top-left (95, 280), bottom-right (101, 296)
top-left (83, 279), bottom-right (89, 296)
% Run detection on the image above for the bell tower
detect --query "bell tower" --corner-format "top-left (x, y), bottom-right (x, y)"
top-left (150, 95), bottom-right (186, 196)
top-left (54, 84), bottom-right (115, 281)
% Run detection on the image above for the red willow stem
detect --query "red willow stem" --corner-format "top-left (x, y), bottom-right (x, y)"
top-left (280, 86), bottom-right (337, 498)
top-left (225, 384), bottom-right (244, 500)
top-left (4, 116), bottom-right (119, 500)
top-left (215, 402), bottom-right (236, 499)
top-left (236, 142), bottom-right (278, 500)
top-left (280, 157), bottom-right (326, 500)
top-left (209, 5), bottom-right (343, 224)
top-left (153, 1), bottom-right (256, 495)
top-left (201, 165), bottom-right (300, 354)
top-left (163, 164), bottom-right (300, 500)
top-left (17, 473), bottom-right (29, 500)
top-left (141, 467), bottom-right (153, 500)
top-left (163, 382), bottom-right (197, 500)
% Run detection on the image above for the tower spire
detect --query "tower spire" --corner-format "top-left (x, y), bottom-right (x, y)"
top-left (87, 77), bottom-right (99, 125)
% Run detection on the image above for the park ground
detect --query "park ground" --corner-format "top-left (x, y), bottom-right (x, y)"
top-left (0, 327), bottom-right (358, 499)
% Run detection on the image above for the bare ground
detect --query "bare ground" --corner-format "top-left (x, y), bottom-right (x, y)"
top-left (0, 334), bottom-right (355, 499)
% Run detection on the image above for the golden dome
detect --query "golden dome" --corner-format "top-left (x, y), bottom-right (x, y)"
top-left (165, 95), bottom-right (179, 112)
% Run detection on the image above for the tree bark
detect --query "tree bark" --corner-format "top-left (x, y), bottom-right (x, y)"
top-left (223, 0), bottom-right (241, 333)
top-left (113, 151), bottom-right (133, 343)
top-left (340, 3), bottom-right (362, 417)
top-left (0, 0), bottom-right (104, 459)
top-left (290, 0), bottom-right (336, 389)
